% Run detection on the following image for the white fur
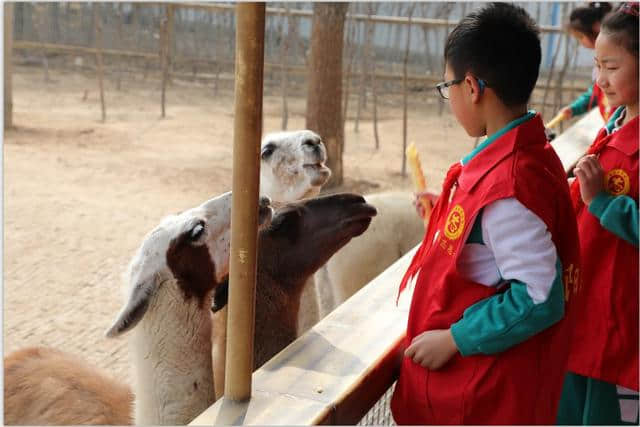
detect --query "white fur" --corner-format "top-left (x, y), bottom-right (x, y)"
top-left (259, 130), bottom-right (331, 203)
top-left (317, 191), bottom-right (424, 312)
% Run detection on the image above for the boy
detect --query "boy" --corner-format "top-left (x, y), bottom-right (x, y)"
top-left (391, 3), bottom-right (580, 424)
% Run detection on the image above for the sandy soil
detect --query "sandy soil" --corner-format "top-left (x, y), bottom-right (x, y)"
top-left (3, 65), bottom-right (474, 383)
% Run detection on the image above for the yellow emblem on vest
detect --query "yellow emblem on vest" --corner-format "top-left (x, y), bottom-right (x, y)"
top-left (604, 169), bottom-right (630, 196)
top-left (444, 204), bottom-right (465, 240)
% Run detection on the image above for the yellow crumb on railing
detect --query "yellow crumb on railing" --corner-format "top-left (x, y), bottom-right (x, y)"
top-left (406, 143), bottom-right (432, 227)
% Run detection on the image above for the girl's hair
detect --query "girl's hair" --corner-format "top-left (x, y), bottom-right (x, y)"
top-left (568, 2), bottom-right (613, 39)
top-left (601, 2), bottom-right (639, 57)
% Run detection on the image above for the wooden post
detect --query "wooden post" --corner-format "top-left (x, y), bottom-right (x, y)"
top-left (4, 2), bottom-right (14, 130)
top-left (225, 2), bottom-right (265, 402)
top-left (93, 4), bottom-right (106, 122)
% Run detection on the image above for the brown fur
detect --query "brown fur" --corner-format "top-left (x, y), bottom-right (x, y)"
top-left (166, 234), bottom-right (216, 308)
top-left (4, 347), bottom-right (133, 425)
top-left (213, 193), bottom-right (376, 380)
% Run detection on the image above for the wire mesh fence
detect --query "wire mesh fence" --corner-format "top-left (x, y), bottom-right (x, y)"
top-left (10, 2), bottom-right (592, 124)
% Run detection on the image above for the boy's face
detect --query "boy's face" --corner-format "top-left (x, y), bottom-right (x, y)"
top-left (444, 63), bottom-right (485, 137)
top-left (594, 32), bottom-right (639, 110)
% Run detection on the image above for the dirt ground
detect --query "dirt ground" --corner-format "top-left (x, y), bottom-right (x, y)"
top-left (3, 65), bottom-right (474, 384)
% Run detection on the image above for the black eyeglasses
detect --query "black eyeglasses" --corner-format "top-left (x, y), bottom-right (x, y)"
top-left (435, 78), bottom-right (463, 100)
top-left (435, 77), bottom-right (489, 99)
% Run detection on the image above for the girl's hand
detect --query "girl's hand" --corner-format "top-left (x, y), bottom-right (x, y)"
top-left (405, 329), bottom-right (458, 370)
top-left (561, 106), bottom-right (573, 119)
top-left (573, 154), bottom-right (604, 205)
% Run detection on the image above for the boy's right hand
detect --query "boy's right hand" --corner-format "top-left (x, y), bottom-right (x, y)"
top-left (413, 191), bottom-right (438, 219)
top-left (560, 106), bottom-right (573, 119)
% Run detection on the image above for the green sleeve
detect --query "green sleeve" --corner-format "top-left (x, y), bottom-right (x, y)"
top-left (450, 260), bottom-right (565, 356)
top-left (569, 85), bottom-right (596, 117)
top-left (588, 191), bottom-right (639, 247)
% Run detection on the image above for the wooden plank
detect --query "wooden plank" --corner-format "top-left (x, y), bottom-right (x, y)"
top-left (190, 247), bottom-right (417, 425)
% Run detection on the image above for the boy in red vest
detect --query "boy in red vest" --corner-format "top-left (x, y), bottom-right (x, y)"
top-left (557, 3), bottom-right (639, 424)
top-left (391, 3), bottom-right (580, 424)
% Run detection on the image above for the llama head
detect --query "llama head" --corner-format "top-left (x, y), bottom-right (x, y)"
top-left (106, 192), bottom-right (272, 337)
top-left (259, 130), bottom-right (331, 203)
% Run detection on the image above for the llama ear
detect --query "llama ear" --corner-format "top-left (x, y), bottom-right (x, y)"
top-left (106, 279), bottom-right (154, 338)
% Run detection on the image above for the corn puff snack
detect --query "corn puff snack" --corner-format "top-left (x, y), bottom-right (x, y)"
top-left (406, 143), bottom-right (432, 226)
top-left (545, 112), bottom-right (566, 129)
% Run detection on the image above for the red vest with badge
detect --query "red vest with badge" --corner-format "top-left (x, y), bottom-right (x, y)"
top-left (391, 115), bottom-right (581, 425)
top-left (567, 114), bottom-right (639, 391)
top-left (590, 84), bottom-right (615, 123)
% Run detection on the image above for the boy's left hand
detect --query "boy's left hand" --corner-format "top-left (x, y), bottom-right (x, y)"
top-left (574, 154), bottom-right (604, 205)
top-left (405, 329), bottom-right (458, 370)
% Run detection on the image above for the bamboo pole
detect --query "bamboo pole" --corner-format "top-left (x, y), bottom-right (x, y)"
top-left (93, 4), bottom-right (106, 122)
top-left (170, 2), bottom-right (564, 33)
top-left (225, 2), bottom-right (265, 402)
top-left (5, 2), bottom-right (14, 130)
top-left (369, 3), bottom-right (380, 149)
top-left (160, 7), bottom-right (169, 118)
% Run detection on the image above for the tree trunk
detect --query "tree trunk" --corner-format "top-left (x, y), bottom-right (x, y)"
top-left (279, 6), bottom-right (289, 130)
top-left (5, 2), bottom-right (14, 129)
top-left (306, 2), bottom-right (348, 188)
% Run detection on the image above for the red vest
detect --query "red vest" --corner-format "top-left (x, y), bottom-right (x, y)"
top-left (567, 115), bottom-right (639, 391)
top-left (391, 115), bottom-right (581, 425)
top-left (590, 84), bottom-right (615, 123)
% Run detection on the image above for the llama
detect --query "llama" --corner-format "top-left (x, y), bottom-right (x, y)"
top-left (211, 193), bottom-right (377, 394)
top-left (257, 129), bottom-right (331, 334)
top-left (259, 129), bottom-right (331, 205)
top-left (4, 193), bottom-right (273, 426)
top-left (258, 130), bottom-right (424, 331)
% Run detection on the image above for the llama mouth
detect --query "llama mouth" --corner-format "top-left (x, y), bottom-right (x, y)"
top-left (304, 162), bottom-right (331, 185)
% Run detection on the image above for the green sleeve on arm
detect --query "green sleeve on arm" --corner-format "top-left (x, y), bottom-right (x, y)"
top-left (588, 191), bottom-right (639, 247)
top-left (450, 260), bottom-right (565, 356)
top-left (569, 85), bottom-right (596, 117)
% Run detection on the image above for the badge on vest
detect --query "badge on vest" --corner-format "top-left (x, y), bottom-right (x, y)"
top-left (604, 169), bottom-right (630, 196)
top-left (444, 204), bottom-right (465, 240)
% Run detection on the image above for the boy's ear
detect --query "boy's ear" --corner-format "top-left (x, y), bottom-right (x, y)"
top-left (465, 73), bottom-right (483, 104)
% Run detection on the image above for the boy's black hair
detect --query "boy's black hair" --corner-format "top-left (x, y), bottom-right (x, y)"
top-left (601, 3), bottom-right (639, 57)
top-left (444, 3), bottom-right (541, 107)
top-left (568, 2), bottom-right (613, 39)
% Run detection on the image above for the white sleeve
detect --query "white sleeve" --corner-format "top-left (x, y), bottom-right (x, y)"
top-left (481, 197), bottom-right (558, 304)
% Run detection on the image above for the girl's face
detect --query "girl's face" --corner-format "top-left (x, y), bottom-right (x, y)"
top-left (594, 31), bottom-right (639, 109)
top-left (571, 29), bottom-right (596, 49)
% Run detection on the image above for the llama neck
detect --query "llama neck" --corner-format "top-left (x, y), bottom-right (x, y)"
top-left (130, 285), bottom-right (215, 425)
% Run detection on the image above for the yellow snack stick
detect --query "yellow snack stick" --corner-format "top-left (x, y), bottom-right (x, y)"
top-left (406, 143), bottom-right (432, 225)
top-left (545, 112), bottom-right (566, 129)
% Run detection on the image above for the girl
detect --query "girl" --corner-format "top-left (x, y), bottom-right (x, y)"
top-left (558, 3), bottom-right (639, 424)
top-left (558, 2), bottom-right (615, 123)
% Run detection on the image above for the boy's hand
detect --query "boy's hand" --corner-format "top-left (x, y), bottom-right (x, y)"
top-left (405, 329), bottom-right (458, 370)
top-left (573, 154), bottom-right (604, 205)
top-left (413, 191), bottom-right (438, 219)
top-left (560, 106), bottom-right (573, 119)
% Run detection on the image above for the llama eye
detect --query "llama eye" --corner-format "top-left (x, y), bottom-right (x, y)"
top-left (190, 223), bottom-right (205, 241)
top-left (302, 139), bottom-right (316, 148)
top-left (261, 144), bottom-right (276, 160)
